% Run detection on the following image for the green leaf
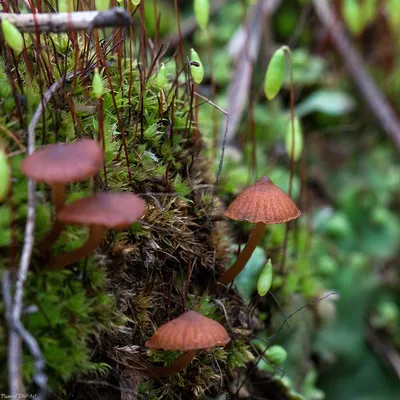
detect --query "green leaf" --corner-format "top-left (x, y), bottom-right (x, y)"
top-left (295, 90), bottom-right (355, 117)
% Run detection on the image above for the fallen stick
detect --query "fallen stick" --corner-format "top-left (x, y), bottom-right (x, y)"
top-left (0, 7), bottom-right (133, 33)
top-left (313, 0), bottom-right (400, 152)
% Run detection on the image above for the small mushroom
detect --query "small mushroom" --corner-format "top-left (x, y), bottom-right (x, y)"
top-left (20, 139), bottom-right (104, 212)
top-left (129, 310), bottom-right (230, 377)
top-left (217, 176), bottom-right (301, 287)
top-left (47, 192), bottom-right (145, 270)
top-left (20, 140), bottom-right (104, 251)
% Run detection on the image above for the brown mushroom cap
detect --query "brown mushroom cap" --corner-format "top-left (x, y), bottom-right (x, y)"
top-left (145, 311), bottom-right (231, 351)
top-left (57, 192), bottom-right (145, 230)
top-left (225, 176), bottom-right (301, 224)
top-left (20, 139), bottom-right (104, 183)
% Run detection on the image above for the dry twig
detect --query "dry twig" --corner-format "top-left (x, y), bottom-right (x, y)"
top-left (313, 0), bottom-right (400, 152)
top-left (0, 8), bottom-right (133, 33)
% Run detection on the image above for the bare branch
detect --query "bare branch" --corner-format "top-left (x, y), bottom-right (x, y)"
top-left (7, 70), bottom-right (78, 398)
top-left (313, 0), bottom-right (400, 152)
top-left (220, 0), bottom-right (282, 146)
top-left (0, 8), bottom-right (133, 33)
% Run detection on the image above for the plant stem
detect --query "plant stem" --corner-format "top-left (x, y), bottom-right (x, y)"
top-left (218, 222), bottom-right (266, 286)
top-left (51, 183), bottom-right (66, 213)
top-left (47, 226), bottom-right (107, 270)
top-left (129, 350), bottom-right (197, 378)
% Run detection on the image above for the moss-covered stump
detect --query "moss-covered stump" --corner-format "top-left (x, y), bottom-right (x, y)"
top-left (0, 19), bottom-right (260, 399)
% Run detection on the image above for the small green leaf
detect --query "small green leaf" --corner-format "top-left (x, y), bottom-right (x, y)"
top-left (284, 116), bottom-right (303, 162)
top-left (2, 19), bottom-right (24, 54)
top-left (132, 0), bottom-right (141, 6)
top-left (92, 68), bottom-right (104, 99)
top-left (264, 47), bottom-right (285, 100)
top-left (0, 148), bottom-right (10, 201)
top-left (95, 0), bottom-right (110, 11)
top-left (295, 90), bottom-right (355, 117)
top-left (257, 259), bottom-right (273, 297)
top-left (156, 63), bottom-right (167, 89)
top-left (190, 48), bottom-right (204, 84)
top-left (194, 0), bottom-right (210, 31)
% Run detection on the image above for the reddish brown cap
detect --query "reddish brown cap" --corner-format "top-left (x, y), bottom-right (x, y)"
top-left (145, 311), bottom-right (231, 351)
top-left (57, 192), bottom-right (145, 229)
top-left (20, 139), bottom-right (104, 183)
top-left (224, 176), bottom-right (301, 224)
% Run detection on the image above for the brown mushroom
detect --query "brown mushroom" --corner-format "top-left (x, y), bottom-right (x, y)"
top-left (47, 192), bottom-right (145, 270)
top-left (129, 310), bottom-right (230, 377)
top-left (20, 140), bottom-right (104, 251)
top-left (217, 176), bottom-right (301, 287)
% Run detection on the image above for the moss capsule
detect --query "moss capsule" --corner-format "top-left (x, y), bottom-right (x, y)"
top-left (285, 116), bottom-right (303, 162)
top-left (343, 0), bottom-right (364, 35)
top-left (0, 148), bottom-right (10, 201)
top-left (92, 68), bottom-right (104, 99)
top-left (190, 49), bottom-right (204, 84)
top-left (257, 259), bottom-right (273, 297)
top-left (156, 63), bottom-right (167, 89)
top-left (264, 47), bottom-right (285, 100)
top-left (1, 19), bottom-right (24, 55)
top-left (194, 0), bottom-right (210, 31)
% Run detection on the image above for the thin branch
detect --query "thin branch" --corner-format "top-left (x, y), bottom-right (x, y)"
top-left (313, 0), bottom-right (400, 152)
top-left (0, 8), bottom-right (133, 33)
top-left (7, 70), bottom-right (78, 399)
top-left (220, 0), bottom-right (282, 146)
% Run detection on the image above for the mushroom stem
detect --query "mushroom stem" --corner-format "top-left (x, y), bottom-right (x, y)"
top-left (38, 220), bottom-right (65, 253)
top-left (128, 350), bottom-right (197, 378)
top-left (47, 226), bottom-right (107, 270)
top-left (51, 183), bottom-right (67, 213)
top-left (218, 222), bottom-right (267, 286)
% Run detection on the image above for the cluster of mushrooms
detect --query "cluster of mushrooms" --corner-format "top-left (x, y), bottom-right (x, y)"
top-left (20, 139), bottom-right (301, 377)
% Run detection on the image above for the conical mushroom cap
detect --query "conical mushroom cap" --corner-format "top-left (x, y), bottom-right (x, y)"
top-left (57, 192), bottom-right (145, 230)
top-left (20, 139), bottom-right (104, 183)
top-left (145, 311), bottom-right (231, 351)
top-left (224, 176), bottom-right (301, 224)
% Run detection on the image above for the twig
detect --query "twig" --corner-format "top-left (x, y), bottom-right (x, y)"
top-left (220, 0), bottom-right (282, 146)
top-left (313, 0), bottom-right (400, 152)
top-left (6, 70), bottom-right (79, 399)
top-left (0, 8), bottom-right (133, 33)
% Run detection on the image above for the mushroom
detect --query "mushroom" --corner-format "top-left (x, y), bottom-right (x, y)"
top-left (20, 140), bottom-right (104, 251)
top-left (129, 310), bottom-right (230, 377)
top-left (217, 176), bottom-right (301, 287)
top-left (47, 192), bottom-right (145, 270)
